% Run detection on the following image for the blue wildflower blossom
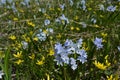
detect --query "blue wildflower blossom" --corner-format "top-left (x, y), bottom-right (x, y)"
top-left (60, 4), bottom-right (65, 11)
top-left (107, 5), bottom-right (116, 12)
top-left (81, 0), bottom-right (86, 10)
top-left (94, 37), bottom-right (103, 50)
top-left (77, 49), bottom-right (87, 64)
top-left (36, 29), bottom-right (47, 41)
top-left (44, 19), bottom-right (50, 26)
top-left (70, 58), bottom-right (77, 70)
top-left (0, 0), bottom-right (6, 5)
top-left (91, 18), bottom-right (97, 24)
top-left (60, 14), bottom-right (69, 24)
top-left (69, 0), bottom-right (74, 6)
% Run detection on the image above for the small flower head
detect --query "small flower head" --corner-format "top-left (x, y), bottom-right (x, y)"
top-left (93, 60), bottom-right (107, 70)
top-left (13, 51), bottom-right (22, 58)
top-left (44, 19), bottom-right (50, 26)
top-left (94, 37), bottom-right (103, 50)
top-left (14, 59), bottom-right (24, 65)
top-left (107, 5), bottom-right (116, 12)
top-left (9, 35), bottom-right (16, 40)
top-left (0, 70), bottom-right (4, 79)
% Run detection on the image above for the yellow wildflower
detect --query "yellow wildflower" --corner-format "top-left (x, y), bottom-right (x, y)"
top-left (70, 26), bottom-right (74, 30)
top-left (88, 8), bottom-right (92, 11)
top-left (74, 16), bottom-right (79, 20)
top-left (57, 8), bottom-right (61, 11)
top-left (56, 33), bottom-right (61, 38)
top-left (48, 49), bottom-right (54, 56)
top-left (93, 25), bottom-right (100, 28)
top-left (33, 37), bottom-right (38, 41)
top-left (9, 35), bottom-right (16, 40)
top-left (27, 21), bottom-right (35, 27)
top-left (36, 56), bottom-right (45, 65)
top-left (13, 51), bottom-right (22, 58)
top-left (29, 53), bottom-right (35, 60)
top-left (101, 33), bottom-right (107, 38)
top-left (43, 30), bottom-right (48, 34)
top-left (14, 59), bottom-right (24, 65)
top-left (13, 18), bottom-right (18, 21)
top-left (93, 60), bottom-right (107, 70)
top-left (46, 74), bottom-right (50, 80)
top-left (105, 60), bottom-right (111, 67)
top-left (107, 75), bottom-right (117, 80)
top-left (0, 51), bottom-right (5, 58)
top-left (76, 27), bottom-right (80, 31)
top-left (36, 60), bottom-right (44, 65)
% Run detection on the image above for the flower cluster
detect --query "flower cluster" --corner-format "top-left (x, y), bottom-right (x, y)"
top-left (36, 28), bottom-right (53, 41)
top-left (54, 38), bottom-right (87, 70)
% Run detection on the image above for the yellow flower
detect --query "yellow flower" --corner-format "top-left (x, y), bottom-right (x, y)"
top-left (27, 21), bottom-right (35, 27)
top-left (36, 60), bottom-right (44, 65)
top-left (13, 18), bottom-right (18, 21)
top-left (43, 29), bottom-right (48, 34)
top-left (93, 60), bottom-right (107, 70)
top-left (0, 51), bottom-right (5, 58)
top-left (13, 51), bottom-right (22, 58)
top-left (29, 53), bottom-right (35, 60)
top-left (9, 35), bottom-right (16, 40)
top-left (107, 75), bottom-right (117, 80)
top-left (76, 27), bottom-right (80, 31)
top-left (48, 49), bottom-right (54, 56)
top-left (46, 74), bottom-right (50, 80)
top-left (70, 26), bottom-right (74, 30)
top-left (93, 25), bottom-right (100, 28)
top-left (14, 59), bottom-right (24, 65)
top-left (74, 16), bottom-right (79, 20)
top-left (33, 37), bottom-right (38, 41)
top-left (88, 8), bottom-right (92, 11)
top-left (36, 56), bottom-right (45, 65)
top-left (56, 33), bottom-right (61, 38)
top-left (101, 33), bottom-right (107, 38)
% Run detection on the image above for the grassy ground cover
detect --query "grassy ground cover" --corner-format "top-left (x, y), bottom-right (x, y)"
top-left (0, 0), bottom-right (120, 80)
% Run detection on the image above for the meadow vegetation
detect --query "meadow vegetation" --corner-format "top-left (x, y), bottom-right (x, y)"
top-left (0, 0), bottom-right (120, 80)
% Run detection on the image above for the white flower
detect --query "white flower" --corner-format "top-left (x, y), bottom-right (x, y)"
top-left (99, 4), bottom-right (104, 11)
top-left (0, 71), bottom-right (4, 79)
top-left (21, 41), bottom-right (28, 49)
top-left (117, 46), bottom-right (120, 51)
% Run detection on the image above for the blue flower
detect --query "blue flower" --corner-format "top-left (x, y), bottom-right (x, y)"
top-left (36, 29), bottom-right (47, 41)
top-left (76, 38), bottom-right (83, 48)
top-left (21, 41), bottom-right (28, 49)
top-left (94, 37), bottom-right (103, 50)
top-left (91, 18), bottom-right (97, 24)
top-left (81, 0), bottom-right (86, 10)
top-left (0, 0), bottom-right (6, 5)
top-left (44, 19), bottom-right (50, 26)
top-left (69, 0), bottom-right (74, 6)
top-left (55, 43), bottom-right (65, 54)
top-left (70, 58), bottom-right (77, 70)
top-left (117, 46), bottom-right (120, 51)
top-left (77, 55), bottom-right (87, 64)
top-left (107, 5), bottom-right (116, 12)
top-left (77, 49), bottom-right (87, 64)
top-left (60, 4), bottom-right (65, 11)
top-left (80, 22), bottom-right (87, 28)
top-left (60, 14), bottom-right (69, 24)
